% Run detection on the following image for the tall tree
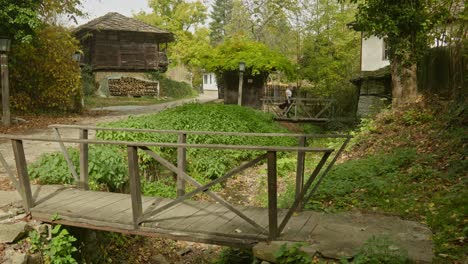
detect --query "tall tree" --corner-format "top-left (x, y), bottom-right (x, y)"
top-left (347, 0), bottom-right (451, 107)
top-left (300, 0), bottom-right (360, 91)
top-left (137, 0), bottom-right (206, 33)
top-left (136, 0), bottom-right (210, 74)
top-left (209, 0), bottom-right (233, 45)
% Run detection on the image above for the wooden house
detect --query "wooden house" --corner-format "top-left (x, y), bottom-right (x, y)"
top-left (74, 12), bottom-right (174, 93)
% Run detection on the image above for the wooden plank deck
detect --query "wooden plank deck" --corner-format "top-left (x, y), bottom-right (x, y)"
top-left (29, 186), bottom-right (321, 247)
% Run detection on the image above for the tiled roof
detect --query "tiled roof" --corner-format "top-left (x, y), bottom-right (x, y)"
top-left (75, 12), bottom-right (174, 40)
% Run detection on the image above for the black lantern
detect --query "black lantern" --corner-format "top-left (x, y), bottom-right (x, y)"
top-left (239, 61), bottom-right (246, 72)
top-left (72, 51), bottom-right (82, 62)
top-left (0, 37), bottom-right (11, 53)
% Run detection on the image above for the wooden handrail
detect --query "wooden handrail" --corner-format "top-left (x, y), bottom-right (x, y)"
top-left (48, 124), bottom-right (350, 139)
top-left (0, 135), bottom-right (335, 153)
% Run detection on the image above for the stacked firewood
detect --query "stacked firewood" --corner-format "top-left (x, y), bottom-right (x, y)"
top-left (108, 77), bottom-right (158, 97)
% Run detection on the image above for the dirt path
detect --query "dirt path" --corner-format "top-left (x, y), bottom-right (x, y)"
top-left (0, 92), bottom-right (218, 189)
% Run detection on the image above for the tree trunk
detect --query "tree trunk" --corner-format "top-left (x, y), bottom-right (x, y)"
top-left (391, 58), bottom-right (419, 107)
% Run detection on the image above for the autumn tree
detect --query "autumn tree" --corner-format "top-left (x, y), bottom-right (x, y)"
top-left (348, 0), bottom-right (451, 107)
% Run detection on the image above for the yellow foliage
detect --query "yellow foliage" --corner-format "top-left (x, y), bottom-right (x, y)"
top-left (9, 26), bottom-right (82, 113)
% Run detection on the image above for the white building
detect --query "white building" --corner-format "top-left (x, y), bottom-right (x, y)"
top-left (202, 72), bottom-right (218, 91)
top-left (361, 36), bottom-right (390, 71)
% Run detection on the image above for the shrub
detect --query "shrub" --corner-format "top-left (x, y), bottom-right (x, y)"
top-left (9, 25), bottom-right (82, 113)
top-left (274, 243), bottom-right (312, 264)
top-left (29, 146), bottom-right (128, 192)
top-left (147, 72), bottom-right (198, 99)
top-left (97, 103), bottom-right (296, 181)
top-left (29, 225), bottom-right (78, 264)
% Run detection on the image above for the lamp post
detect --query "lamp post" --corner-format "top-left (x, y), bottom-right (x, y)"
top-left (238, 61), bottom-right (245, 106)
top-left (0, 37), bottom-right (11, 126)
top-left (72, 51), bottom-right (84, 107)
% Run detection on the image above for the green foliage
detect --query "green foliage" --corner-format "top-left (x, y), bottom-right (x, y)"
top-left (0, 0), bottom-right (41, 42)
top-left (9, 26), bottom-right (82, 113)
top-left (300, 1), bottom-right (360, 91)
top-left (401, 109), bottom-right (434, 126)
top-left (274, 243), bottom-right (312, 264)
top-left (351, 236), bottom-right (410, 264)
top-left (29, 146), bottom-right (128, 192)
top-left (97, 103), bottom-right (295, 181)
top-left (141, 178), bottom-right (176, 198)
top-left (147, 72), bottom-right (198, 98)
top-left (28, 225), bottom-right (78, 264)
top-left (215, 247), bottom-right (254, 264)
top-left (135, 0), bottom-right (209, 68)
top-left (202, 37), bottom-right (295, 77)
top-left (136, 0), bottom-right (207, 33)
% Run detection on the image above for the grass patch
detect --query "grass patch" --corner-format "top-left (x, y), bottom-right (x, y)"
top-left (303, 100), bottom-right (467, 261)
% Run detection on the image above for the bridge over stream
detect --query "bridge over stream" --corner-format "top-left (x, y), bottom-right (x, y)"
top-left (0, 126), bottom-right (433, 261)
top-left (262, 97), bottom-right (336, 123)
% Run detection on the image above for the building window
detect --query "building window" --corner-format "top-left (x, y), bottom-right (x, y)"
top-left (383, 38), bottom-right (389, 60)
top-left (204, 74), bottom-right (208, 84)
top-left (209, 74), bottom-right (212, 84)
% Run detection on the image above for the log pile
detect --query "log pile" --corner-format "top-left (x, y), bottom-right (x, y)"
top-left (108, 77), bottom-right (159, 97)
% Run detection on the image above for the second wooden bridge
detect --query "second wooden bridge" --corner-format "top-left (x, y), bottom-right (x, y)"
top-left (0, 125), bottom-right (350, 247)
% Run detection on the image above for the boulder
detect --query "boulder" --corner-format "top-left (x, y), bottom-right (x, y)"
top-left (3, 249), bottom-right (27, 264)
top-left (0, 222), bottom-right (32, 244)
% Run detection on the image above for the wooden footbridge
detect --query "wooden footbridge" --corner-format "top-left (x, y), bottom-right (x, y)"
top-left (261, 97), bottom-right (336, 123)
top-left (0, 125), bottom-right (350, 247)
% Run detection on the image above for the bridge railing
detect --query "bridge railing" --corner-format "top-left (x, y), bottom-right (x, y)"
top-left (261, 96), bottom-right (336, 121)
top-left (0, 125), bottom-right (351, 239)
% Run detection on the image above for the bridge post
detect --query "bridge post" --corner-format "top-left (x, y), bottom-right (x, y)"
top-left (267, 151), bottom-right (278, 239)
top-left (11, 139), bottom-right (34, 212)
top-left (79, 129), bottom-right (89, 190)
top-left (127, 146), bottom-right (142, 229)
top-left (295, 136), bottom-right (306, 211)
top-left (177, 133), bottom-right (187, 197)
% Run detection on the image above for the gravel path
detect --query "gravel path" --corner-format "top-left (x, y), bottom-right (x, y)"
top-left (0, 91), bottom-right (218, 185)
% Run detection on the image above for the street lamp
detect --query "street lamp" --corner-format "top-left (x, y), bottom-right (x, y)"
top-left (0, 37), bottom-right (11, 126)
top-left (72, 51), bottom-right (82, 63)
top-left (238, 61), bottom-right (245, 106)
top-left (72, 51), bottom-right (84, 107)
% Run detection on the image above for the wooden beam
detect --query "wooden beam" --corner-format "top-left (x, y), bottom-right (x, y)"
top-left (79, 129), bottom-right (89, 190)
top-left (1, 54), bottom-right (10, 126)
top-left (295, 136), bottom-right (306, 211)
top-left (53, 128), bottom-right (79, 182)
top-left (11, 140), bottom-right (33, 211)
top-left (267, 151), bottom-right (278, 239)
top-left (47, 124), bottom-right (351, 139)
top-left (177, 133), bottom-right (186, 197)
top-left (0, 135), bottom-right (336, 153)
top-left (127, 146), bottom-right (142, 229)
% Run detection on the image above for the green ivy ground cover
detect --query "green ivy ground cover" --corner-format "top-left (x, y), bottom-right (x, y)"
top-left (29, 103), bottom-right (295, 197)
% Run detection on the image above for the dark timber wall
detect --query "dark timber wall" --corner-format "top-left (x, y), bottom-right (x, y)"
top-left (222, 71), bottom-right (268, 109)
top-left (79, 31), bottom-right (165, 72)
